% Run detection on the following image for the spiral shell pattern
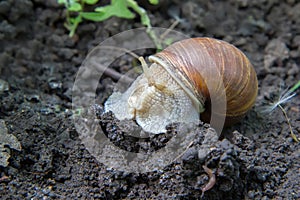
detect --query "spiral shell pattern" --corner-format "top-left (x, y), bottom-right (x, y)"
top-left (149, 38), bottom-right (258, 125)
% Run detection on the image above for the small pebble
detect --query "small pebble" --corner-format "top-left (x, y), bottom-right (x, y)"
top-left (0, 79), bottom-right (9, 93)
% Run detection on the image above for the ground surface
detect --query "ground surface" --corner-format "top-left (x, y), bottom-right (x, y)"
top-left (0, 0), bottom-right (299, 199)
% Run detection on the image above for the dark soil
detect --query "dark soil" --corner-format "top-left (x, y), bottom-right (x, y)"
top-left (0, 0), bottom-right (299, 199)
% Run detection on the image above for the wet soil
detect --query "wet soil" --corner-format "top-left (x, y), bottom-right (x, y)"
top-left (0, 0), bottom-right (299, 199)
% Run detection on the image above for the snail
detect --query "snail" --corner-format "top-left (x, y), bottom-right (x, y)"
top-left (104, 37), bottom-right (258, 134)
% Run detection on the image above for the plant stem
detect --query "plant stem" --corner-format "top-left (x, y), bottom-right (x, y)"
top-left (278, 104), bottom-right (299, 143)
top-left (289, 80), bottom-right (300, 93)
top-left (126, 0), bottom-right (162, 50)
top-left (69, 15), bottom-right (82, 37)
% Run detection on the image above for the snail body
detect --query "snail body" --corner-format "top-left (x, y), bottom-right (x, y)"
top-left (105, 38), bottom-right (258, 134)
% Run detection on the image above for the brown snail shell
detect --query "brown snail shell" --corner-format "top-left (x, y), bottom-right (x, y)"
top-left (149, 38), bottom-right (258, 126)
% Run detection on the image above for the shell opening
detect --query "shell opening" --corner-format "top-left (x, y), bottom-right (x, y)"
top-left (148, 55), bottom-right (205, 113)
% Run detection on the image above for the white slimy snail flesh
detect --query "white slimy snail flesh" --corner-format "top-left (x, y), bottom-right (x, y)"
top-left (104, 57), bottom-right (199, 134)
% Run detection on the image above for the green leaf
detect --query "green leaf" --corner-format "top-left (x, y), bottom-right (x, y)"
top-left (68, 2), bottom-right (82, 11)
top-left (69, 15), bottom-right (82, 24)
top-left (81, 12), bottom-right (109, 21)
top-left (95, 0), bottom-right (135, 19)
top-left (84, 0), bottom-right (99, 5)
top-left (149, 0), bottom-right (159, 5)
top-left (58, 0), bottom-right (67, 4)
